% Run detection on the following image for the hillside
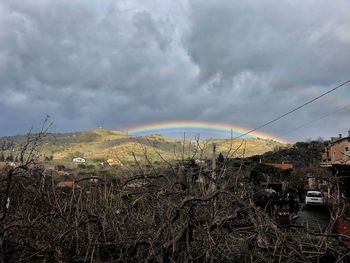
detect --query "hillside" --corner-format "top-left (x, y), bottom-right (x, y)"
top-left (0, 129), bottom-right (287, 164)
top-left (253, 140), bottom-right (326, 168)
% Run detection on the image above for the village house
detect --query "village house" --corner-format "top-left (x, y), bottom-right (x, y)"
top-left (72, 157), bottom-right (86, 163)
top-left (125, 182), bottom-right (148, 189)
top-left (321, 131), bottom-right (350, 166)
top-left (56, 181), bottom-right (81, 189)
top-left (106, 158), bottom-right (123, 166)
top-left (319, 131), bottom-right (350, 202)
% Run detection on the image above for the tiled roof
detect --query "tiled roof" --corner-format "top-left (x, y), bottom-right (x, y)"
top-left (267, 163), bottom-right (293, 170)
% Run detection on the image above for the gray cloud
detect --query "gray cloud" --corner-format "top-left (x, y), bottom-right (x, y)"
top-left (0, 0), bottom-right (349, 141)
top-left (185, 0), bottom-right (350, 87)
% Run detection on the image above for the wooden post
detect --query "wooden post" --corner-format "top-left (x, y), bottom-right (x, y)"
top-left (211, 143), bottom-right (217, 217)
top-left (211, 143), bottom-right (216, 192)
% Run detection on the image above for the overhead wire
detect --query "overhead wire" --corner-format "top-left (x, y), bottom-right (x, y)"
top-left (271, 104), bottom-right (350, 140)
top-left (233, 79), bottom-right (350, 140)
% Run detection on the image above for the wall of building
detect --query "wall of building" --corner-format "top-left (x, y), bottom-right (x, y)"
top-left (323, 138), bottom-right (350, 163)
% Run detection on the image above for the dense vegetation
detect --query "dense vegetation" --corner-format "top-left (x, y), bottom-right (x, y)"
top-left (0, 132), bottom-right (348, 262)
top-left (254, 140), bottom-right (326, 167)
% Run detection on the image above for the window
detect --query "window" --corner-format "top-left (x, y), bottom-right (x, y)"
top-left (307, 192), bottom-right (322, 197)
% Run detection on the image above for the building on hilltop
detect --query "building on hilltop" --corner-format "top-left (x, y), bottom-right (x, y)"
top-left (72, 157), bottom-right (86, 163)
top-left (321, 131), bottom-right (350, 166)
top-left (106, 158), bottom-right (122, 166)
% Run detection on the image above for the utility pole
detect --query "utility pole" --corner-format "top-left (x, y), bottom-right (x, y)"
top-left (211, 143), bottom-right (217, 192)
top-left (212, 143), bottom-right (218, 217)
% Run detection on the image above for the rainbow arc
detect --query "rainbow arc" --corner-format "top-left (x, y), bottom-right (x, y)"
top-left (123, 121), bottom-right (288, 144)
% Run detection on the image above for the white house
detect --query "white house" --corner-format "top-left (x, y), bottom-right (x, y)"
top-left (72, 157), bottom-right (86, 163)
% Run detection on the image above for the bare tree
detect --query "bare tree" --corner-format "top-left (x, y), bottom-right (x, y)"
top-left (0, 126), bottom-right (349, 262)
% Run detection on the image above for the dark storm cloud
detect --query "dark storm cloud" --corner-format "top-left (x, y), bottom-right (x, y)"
top-left (0, 0), bottom-right (197, 135)
top-left (183, 0), bottom-right (350, 139)
top-left (185, 0), bottom-right (350, 87)
top-left (0, 0), bottom-right (349, 140)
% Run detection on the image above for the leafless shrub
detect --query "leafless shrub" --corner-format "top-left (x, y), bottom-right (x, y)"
top-left (0, 128), bottom-right (349, 262)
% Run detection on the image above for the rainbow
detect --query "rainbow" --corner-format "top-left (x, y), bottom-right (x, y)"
top-left (124, 121), bottom-right (289, 144)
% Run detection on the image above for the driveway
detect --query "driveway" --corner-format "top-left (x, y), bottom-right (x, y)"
top-left (295, 204), bottom-right (331, 231)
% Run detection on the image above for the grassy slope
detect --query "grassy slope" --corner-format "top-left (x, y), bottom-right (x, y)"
top-left (0, 129), bottom-right (287, 163)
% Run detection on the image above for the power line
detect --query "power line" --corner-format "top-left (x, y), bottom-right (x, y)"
top-left (234, 79), bottom-right (350, 139)
top-left (271, 104), bottom-right (350, 140)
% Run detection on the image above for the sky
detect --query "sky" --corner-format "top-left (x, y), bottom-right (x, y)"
top-left (0, 0), bottom-right (350, 142)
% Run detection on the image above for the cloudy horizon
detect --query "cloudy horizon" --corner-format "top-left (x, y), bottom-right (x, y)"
top-left (1, 0), bottom-right (350, 141)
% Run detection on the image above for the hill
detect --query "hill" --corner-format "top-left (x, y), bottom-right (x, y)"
top-left (253, 140), bottom-right (326, 168)
top-left (0, 129), bottom-right (287, 164)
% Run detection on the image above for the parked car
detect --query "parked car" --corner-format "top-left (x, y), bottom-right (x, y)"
top-left (305, 191), bottom-right (325, 205)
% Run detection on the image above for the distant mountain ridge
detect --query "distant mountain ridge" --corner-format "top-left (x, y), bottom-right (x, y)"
top-left (0, 129), bottom-right (288, 163)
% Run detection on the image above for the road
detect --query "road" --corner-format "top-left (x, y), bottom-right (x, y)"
top-left (295, 204), bottom-right (331, 231)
